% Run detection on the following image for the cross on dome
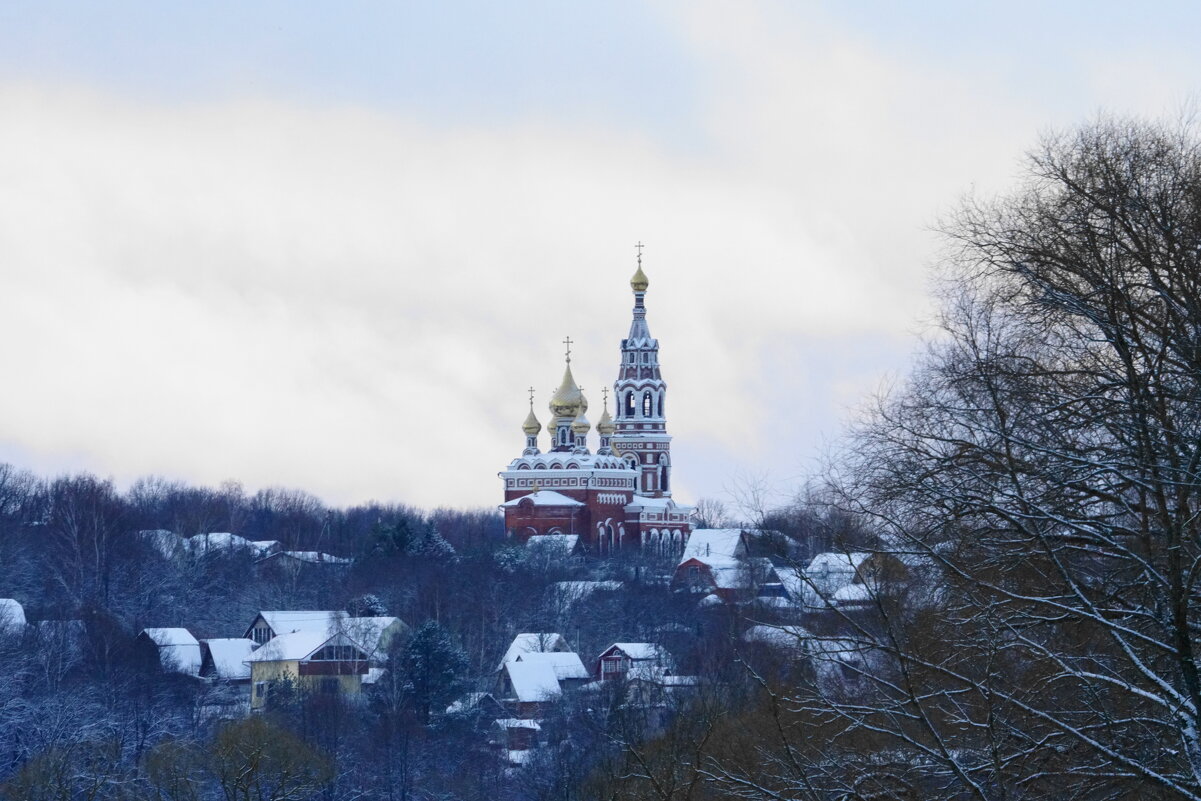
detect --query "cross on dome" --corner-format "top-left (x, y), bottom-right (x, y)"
top-left (562, 335), bottom-right (573, 364)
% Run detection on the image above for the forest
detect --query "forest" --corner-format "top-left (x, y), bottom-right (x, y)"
top-left (3, 115), bottom-right (1201, 800)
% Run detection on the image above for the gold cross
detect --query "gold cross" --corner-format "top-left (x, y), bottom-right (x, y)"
top-left (635, 241), bottom-right (644, 266)
top-left (601, 386), bottom-right (609, 409)
top-left (563, 335), bottom-right (573, 363)
top-left (527, 386), bottom-right (535, 409)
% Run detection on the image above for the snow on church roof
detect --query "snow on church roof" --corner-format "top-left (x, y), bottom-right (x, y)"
top-left (501, 490), bottom-right (584, 508)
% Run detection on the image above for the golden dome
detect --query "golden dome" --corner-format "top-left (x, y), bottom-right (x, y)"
top-left (630, 263), bottom-right (649, 292)
top-left (571, 411), bottom-right (591, 435)
top-left (522, 407), bottom-right (542, 436)
top-left (597, 406), bottom-right (615, 436)
top-left (549, 364), bottom-right (588, 419)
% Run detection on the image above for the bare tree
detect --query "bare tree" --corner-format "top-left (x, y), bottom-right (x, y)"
top-left (687, 115), bottom-right (1201, 800)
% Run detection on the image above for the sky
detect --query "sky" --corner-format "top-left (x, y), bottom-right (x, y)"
top-left (0, 1), bottom-right (1198, 513)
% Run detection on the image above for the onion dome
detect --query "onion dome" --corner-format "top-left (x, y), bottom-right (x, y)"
top-left (597, 406), bottom-right (615, 436)
top-left (522, 407), bottom-right (542, 435)
top-left (571, 410), bottom-right (591, 435)
top-left (630, 263), bottom-right (649, 292)
top-left (549, 364), bottom-right (588, 419)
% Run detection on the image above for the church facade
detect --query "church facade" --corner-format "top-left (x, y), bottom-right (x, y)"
top-left (499, 259), bottom-right (693, 555)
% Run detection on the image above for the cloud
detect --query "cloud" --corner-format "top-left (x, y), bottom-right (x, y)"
top-left (2, 3), bottom-right (1197, 509)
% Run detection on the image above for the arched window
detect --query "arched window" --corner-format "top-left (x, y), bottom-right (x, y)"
top-left (659, 455), bottom-right (670, 492)
top-left (624, 392), bottom-right (635, 418)
top-left (642, 391), bottom-right (652, 417)
top-left (657, 393), bottom-right (664, 417)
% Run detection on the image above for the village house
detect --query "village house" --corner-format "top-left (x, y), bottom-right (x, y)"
top-left (246, 630), bottom-right (370, 710)
top-left (138, 628), bottom-right (202, 676)
top-left (595, 642), bottom-right (675, 682)
top-left (671, 529), bottom-right (779, 602)
top-left (199, 638), bottom-right (256, 682)
top-left (497, 658), bottom-right (564, 719)
top-left (496, 632), bottom-right (572, 669)
top-left (243, 611), bottom-right (407, 709)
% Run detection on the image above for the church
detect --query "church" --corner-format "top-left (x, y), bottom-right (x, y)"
top-left (499, 256), bottom-right (693, 555)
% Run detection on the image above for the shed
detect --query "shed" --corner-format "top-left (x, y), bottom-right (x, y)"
top-left (140, 628), bottom-right (202, 676)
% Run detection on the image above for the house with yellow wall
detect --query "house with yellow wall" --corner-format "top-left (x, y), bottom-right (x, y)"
top-left (244, 615), bottom-right (408, 710)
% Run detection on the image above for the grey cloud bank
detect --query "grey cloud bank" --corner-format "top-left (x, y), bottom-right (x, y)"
top-left (0, 2), bottom-right (1198, 509)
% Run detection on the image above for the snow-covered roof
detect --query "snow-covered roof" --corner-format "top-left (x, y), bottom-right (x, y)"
top-left (608, 642), bottom-right (666, 661)
top-left (681, 529), bottom-right (746, 563)
top-left (499, 633), bottom-right (569, 668)
top-left (744, 624), bottom-right (810, 651)
top-left (342, 616), bottom-right (405, 655)
top-left (514, 651), bottom-right (590, 680)
top-left (363, 667), bottom-right (386, 685)
top-left (143, 627), bottom-right (199, 648)
top-left (627, 496), bottom-right (677, 509)
top-left (256, 610), bottom-right (348, 637)
top-left (550, 580), bottom-right (622, 604)
top-left (495, 718), bottom-right (541, 731)
top-left (501, 490), bottom-right (584, 508)
top-left (142, 628), bottom-right (202, 675)
top-left (526, 534), bottom-right (579, 553)
top-left (598, 643), bottom-right (676, 682)
top-left (267, 551), bottom-right (353, 565)
top-left (249, 540), bottom-right (281, 554)
top-left (0, 599), bottom-right (26, 632)
top-left (801, 552), bottom-right (870, 601)
top-left (201, 638), bottom-right (255, 680)
top-left (186, 532), bottom-right (252, 553)
top-left (775, 566), bottom-right (808, 600)
top-left (806, 551), bottom-right (869, 575)
top-left (832, 582), bottom-right (876, 605)
top-left (505, 452), bottom-right (629, 471)
top-left (505, 660), bottom-right (563, 702)
top-left (246, 630), bottom-right (357, 663)
top-left (698, 592), bottom-right (724, 607)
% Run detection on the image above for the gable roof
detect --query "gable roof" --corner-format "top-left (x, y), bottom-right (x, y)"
top-left (804, 552), bottom-right (871, 599)
top-left (143, 627), bottom-right (199, 648)
top-left (504, 660), bottom-right (563, 702)
top-left (248, 610), bottom-right (348, 639)
top-left (513, 651), bottom-right (590, 680)
top-left (498, 632), bottom-right (569, 669)
top-left (341, 616), bottom-right (405, 656)
top-left (501, 490), bottom-right (584, 508)
top-left (245, 630), bottom-right (368, 663)
top-left (681, 529), bottom-right (746, 563)
top-left (201, 638), bottom-right (255, 680)
top-left (141, 628), bottom-right (201, 675)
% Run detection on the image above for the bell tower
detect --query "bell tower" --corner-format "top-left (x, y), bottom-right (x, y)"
top-left (611, 245), bottom-right (672, 498)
